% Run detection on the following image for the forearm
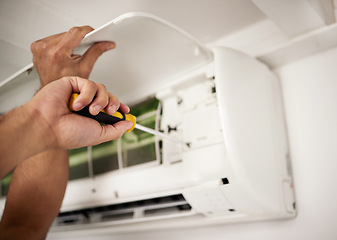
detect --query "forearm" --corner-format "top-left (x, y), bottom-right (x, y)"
top-left (0, 105), bottom-right (53, 178)
top-left (0, 149), bottom-right (69, 239)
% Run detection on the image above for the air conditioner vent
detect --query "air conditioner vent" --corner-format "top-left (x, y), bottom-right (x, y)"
top-left (53, 194), bottom-right (193, 230)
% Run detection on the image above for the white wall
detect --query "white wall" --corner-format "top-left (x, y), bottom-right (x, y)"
top-left (48, 43), bottom-right (337, 240)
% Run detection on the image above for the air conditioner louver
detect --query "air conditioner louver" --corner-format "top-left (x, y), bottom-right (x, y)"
top-left (53, 194), bottom-right (193, 231)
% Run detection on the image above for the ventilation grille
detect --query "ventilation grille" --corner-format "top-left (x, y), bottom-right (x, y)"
top-left (52, 194), bottom-right (192, 230)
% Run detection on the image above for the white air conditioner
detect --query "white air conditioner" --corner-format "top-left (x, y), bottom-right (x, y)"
top-left (0, 13), bottom-right (296, 234)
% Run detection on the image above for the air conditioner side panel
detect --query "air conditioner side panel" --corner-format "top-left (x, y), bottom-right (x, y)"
top-left (212, 47), bottom-right (295, 216)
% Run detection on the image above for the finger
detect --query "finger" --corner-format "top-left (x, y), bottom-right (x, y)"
top-left (88, 83), bottom-right (109, 115)
top-left (58, 26), bottom-right (95, 54)
top-left (97, 121), bottom-right (134, 143)
top-left (104, 92), bottom-right (120, 116)
top-left (118, 103), bottom-right (130, 114)
top-left (68, 77), bottom-right (98, 111)
top-left (80, 41), bottom-right (116, 74)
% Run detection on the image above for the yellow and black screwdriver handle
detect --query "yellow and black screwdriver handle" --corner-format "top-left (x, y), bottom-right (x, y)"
top-left (69, 93), bottom-right (136, 132)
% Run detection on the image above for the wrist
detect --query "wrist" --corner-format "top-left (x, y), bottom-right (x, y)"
top-left (23, 101), bottom-right (57, 152)
top-left (39, 77), bottom-right (54, 89)
top-left (0, 104), bottom-right (56, 178)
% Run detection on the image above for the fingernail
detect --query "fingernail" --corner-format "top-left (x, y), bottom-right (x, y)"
top-left (106, 42), bottom-right (116, 50)
top-left (73, 102), bottom-right (83, 110)
top-left (93, 105), bottom-right (101, 114)
top-left (126, 121), bottom-right (134, 130)
top-left (110, 105), bottom-right (117, 114)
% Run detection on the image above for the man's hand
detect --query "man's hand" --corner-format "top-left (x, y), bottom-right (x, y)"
top-left (28, 76), bottom-right (133, 150)
top-left (30, 25), bottom-right (115, 87)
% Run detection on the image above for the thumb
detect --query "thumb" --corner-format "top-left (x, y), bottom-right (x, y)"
top-left (96, 121), bottom-right (133, 144)
top-left (80, 41), bottom-right (116, 75)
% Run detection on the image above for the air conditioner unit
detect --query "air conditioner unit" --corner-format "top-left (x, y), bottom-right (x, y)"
top-left (0, 13), bottom-right (296, 234)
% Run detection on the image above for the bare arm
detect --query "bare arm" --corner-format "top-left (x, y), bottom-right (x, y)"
top-left (0, 105), bottom-right (53, 177)
top-left (0, 150), bottom-right (69, 239)
top-left (0, 25), bottom-right (127, 239)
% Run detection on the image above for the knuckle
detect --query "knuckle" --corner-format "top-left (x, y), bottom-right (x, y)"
top-left (88, 80), bottom-right (98, 90)
top-left (30, 42), bottom-right (37, 53)
top-left (68, 26), bottom-right (81, 34)
top-left (69, 25), bottom-right (94, 37)
top-left (84, 25), bottom-right (94, 32)
top-left (60, 76), bottom-right (71, 83)
top-left (97, 83), bottom-right (107, 91)
top-left (30, 40), bottom-right (47, 53)
top-left (111, 94), bottom-right (119, 104)
top-left (31, 40), bottom-right (64, 60)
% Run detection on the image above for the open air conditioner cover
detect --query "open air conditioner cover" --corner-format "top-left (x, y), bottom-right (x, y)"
top-left (75, 12), bottom-right (213, 104)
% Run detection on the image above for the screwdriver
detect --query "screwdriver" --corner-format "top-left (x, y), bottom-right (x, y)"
top-left (69, 93), bottom-right (189, 147)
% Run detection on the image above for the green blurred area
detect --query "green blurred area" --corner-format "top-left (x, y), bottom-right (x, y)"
top-left (1, 171), bottom-right (13, 197)
top-left (122, 114), bottom-right (157, 167)
top-left (92, 140), bottom-right (119, 175)
top-left (69, 147), bottom-right (89, 180)
top-left (69, 147), bottom-right (87, 166)
top-left (129, 97), bottom-right (159, 118)
top-left (121, 97), bottom-right (160, 167)
top-left (122, 142), bottom-right (156, 167)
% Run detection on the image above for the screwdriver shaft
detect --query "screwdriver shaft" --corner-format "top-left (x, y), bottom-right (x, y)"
top-left (135, 124), bottom-right (189, 147)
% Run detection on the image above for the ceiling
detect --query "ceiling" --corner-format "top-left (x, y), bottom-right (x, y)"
top-left (0, 0), bottom-right (266, 81)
